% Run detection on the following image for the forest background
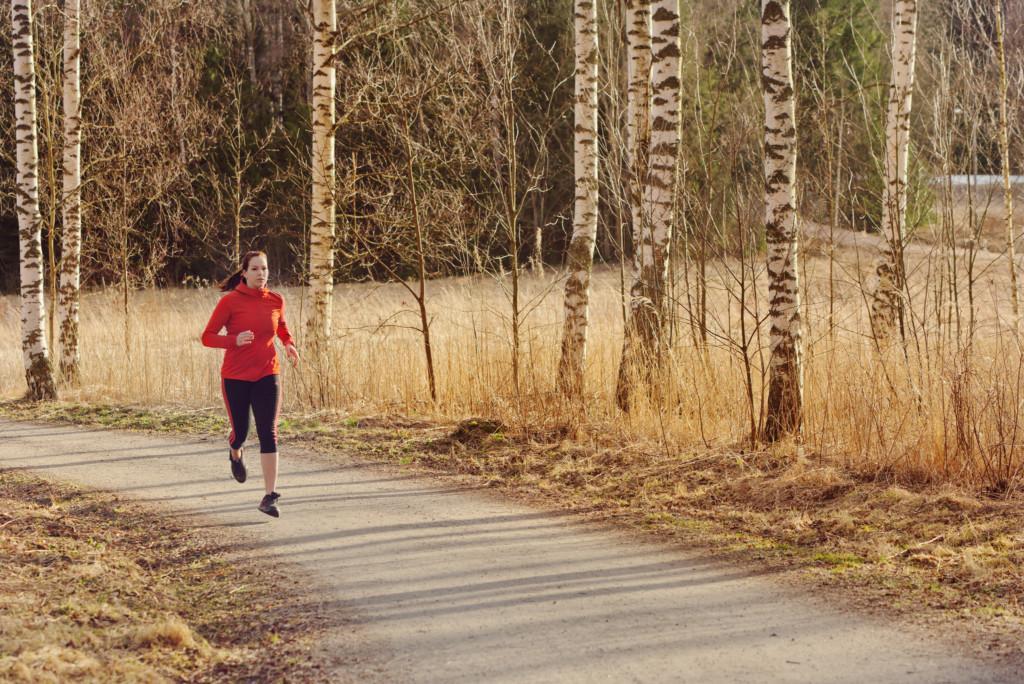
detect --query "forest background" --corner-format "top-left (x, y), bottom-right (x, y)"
top-left (1, 0), bottom-right (1019, 292)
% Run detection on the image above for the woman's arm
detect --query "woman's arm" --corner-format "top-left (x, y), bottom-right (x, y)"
top-left (276, 298), bottom-right (299, 366)
top-left (201, 296), bottom-right (238, 348)
top-left (276, 298), bottom-right (295, 347)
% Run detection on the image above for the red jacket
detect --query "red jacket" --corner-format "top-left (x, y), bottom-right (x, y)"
top-left (201, 283), bottom-right (294, 380)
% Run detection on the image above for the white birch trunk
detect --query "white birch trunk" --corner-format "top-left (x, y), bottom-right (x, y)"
top-left (624, 0), bottom-right (651, 250)
top-left (58, 0), bottom-right (82, 384)
top-left (615, 0), bottom-right (654, 411)
top-left (761, 0), bottom-right (802, 440)
top-left (239, 0), bottom-right (256, 83)
top-left (996, 0), bottom-right (1019, 328)
top-left (557, 0), bottom-right (600, 399)
top-left (870, 0), bottom-right (919, 339)
top-left (272, 3), bottom-right (285, 123)
top-left (11, 0), bottom-right (57, 400)
top-left (307, 0), bottom-right (337, 342)
top-left (645, 0), bottom-right (681, 314)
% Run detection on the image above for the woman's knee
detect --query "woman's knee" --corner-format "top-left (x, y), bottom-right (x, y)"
top-left (256, 429), bottom-right (278, 454)
top-left (251, 375), bottom-right (280, 453)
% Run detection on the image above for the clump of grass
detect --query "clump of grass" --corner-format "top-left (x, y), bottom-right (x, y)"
top-left (132, 618), bottom-right (198, 650)
top-left (2, 647), bottom-right (103, 683)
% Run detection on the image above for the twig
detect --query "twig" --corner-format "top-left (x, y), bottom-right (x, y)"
top-left (0, 517), bottom-right (22, 529)
top-left (884, 534), bottom-right (945, 562)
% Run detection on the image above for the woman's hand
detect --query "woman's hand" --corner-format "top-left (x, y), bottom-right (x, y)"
top-left (285, 344), bottom-right (300, 367)
top-left (236, 330), bottom-right (254, 346)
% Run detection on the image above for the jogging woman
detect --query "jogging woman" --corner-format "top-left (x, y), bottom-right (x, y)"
top-left (201, 250), bottom-right (300, 518)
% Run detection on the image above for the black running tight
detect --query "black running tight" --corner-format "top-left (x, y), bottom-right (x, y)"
top-left (220, 374), bottom-right (281, 453)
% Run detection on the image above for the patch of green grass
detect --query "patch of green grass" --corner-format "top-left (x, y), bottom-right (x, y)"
top-left (737, 535), bottom-right (796, 553)
top-left (0, 400), bottom-right (225, 435)
top-left (974, 603), bottom-right (1011, 619)
top-left (644, 511), bottom-right (709, 532)
top-left (279, 416), bottom-right (329, 433)
top-left (642, 512), bottom-right (798, 559)
top-left (812, 551), bottom-right (865, 571)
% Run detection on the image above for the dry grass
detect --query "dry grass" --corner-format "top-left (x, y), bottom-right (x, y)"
top-left (0, 471), bottom-right (336, 682)
top-left (3, 241), bottom-right (1024, 493)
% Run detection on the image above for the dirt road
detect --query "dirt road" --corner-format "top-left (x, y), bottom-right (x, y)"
top-left (1, 418), bottom-right (1018, 683)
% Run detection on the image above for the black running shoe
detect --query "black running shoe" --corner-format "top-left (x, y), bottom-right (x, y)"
top-left (258, 492), bottom-right (281, 518)
top-left (229, 449), bottom-right (247, 483)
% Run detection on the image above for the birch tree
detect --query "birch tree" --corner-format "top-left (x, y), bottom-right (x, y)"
top-left (644, 0), bottom-right (681, 320)
top-left (10, 0), bottom-right (58, 400)
top-left (615, 0), bottom-right (680, 411)
top-left (761, 0), bottom-right (802, 441)
top-left (870, 0), bottom-right (919, 340)
top-left (58, 0), bottom-right (82, 383)
top-left (557, 0), bottom-right (600, 400)
top-left (307, 0), bottom-right (337, 342)
top-left (995, 0), bottom-right (1019, 329)
top-left (615, 0), bottom-right (653, 411)
top-left (270, 1), bottom-right (286, 123)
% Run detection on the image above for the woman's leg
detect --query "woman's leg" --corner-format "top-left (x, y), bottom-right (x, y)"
top-left (221, 378), bottom-right (252, 457)
top-left (251, 374), bottom-right (282, 495)
top-left (260, 452), bottom-right (278, 494)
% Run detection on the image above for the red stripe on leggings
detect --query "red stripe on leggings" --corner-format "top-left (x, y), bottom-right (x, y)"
top-left (220, 378), bottom-right (237, 446)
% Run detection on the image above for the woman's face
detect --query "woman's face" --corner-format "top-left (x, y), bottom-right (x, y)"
top-left (244, 255), bottom-right (269, 288)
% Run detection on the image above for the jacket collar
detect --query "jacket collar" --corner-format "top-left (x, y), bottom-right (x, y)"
top-left (236, 282), bottom-right (268, 297)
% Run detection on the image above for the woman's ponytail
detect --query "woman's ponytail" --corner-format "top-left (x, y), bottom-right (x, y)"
top-left (219, 269), bottom-right (244, 292)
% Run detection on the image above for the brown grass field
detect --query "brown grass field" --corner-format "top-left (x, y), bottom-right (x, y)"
top-left (3, 238), bottom-right (1024, 491)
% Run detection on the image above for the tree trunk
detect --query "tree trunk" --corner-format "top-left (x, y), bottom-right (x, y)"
top-left (11, 0), bottom-right (58, 400)
top-left (404, 125), bottom-right (437, 404)
top-left (557, 0), bottom-right (600, 400)
top-left (761, 0), bottom-right (802, 441)
top-left (870, 0), bottom-right (919, 340)
top-left (232, 84), bottom-right (243, 265)
top-left (272, 2), bottom-right (285, 124)
top-left (615, 0), bottom-right (653, 411)
top-left (531, 223), bottom-right (543, 274)
top-left (645, 0), bottom-right (681, 321)
top-left (307, 0), bottom-right (337, 344)
top-left (239, 0), bottom-right (257, 84)
top-left (995, 0), bottom-right (1019, 329)
top-left (58, 0), bottom-right (83, 385)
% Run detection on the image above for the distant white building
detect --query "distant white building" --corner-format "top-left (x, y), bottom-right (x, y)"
top-left (935, 174), bottom-right (1024, 187)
